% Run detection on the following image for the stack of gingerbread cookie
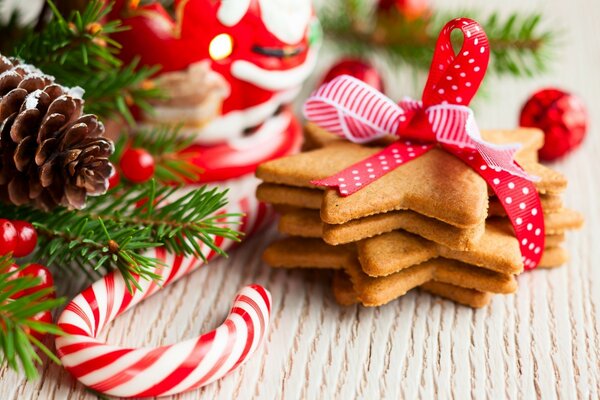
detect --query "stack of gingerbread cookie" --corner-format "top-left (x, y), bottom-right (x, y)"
top-left (256, 124), bottom-right (583, 308)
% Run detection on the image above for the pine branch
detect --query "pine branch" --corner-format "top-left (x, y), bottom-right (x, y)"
top-left (319, 1), bottom-right (556, 78)
top-left (0, 180), bottom-right (242, 291)
top-left (11, 1), bottom-right (163, 123)
top-left (0, 256), bottom-right (65, 379)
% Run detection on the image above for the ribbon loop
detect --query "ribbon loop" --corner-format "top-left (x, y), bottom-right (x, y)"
top-left (303, 75), bottom-right (408, 144)
top-left (422, 18), bottom-right (489, 107)
top-left (303, 17), bottom-right (546, 270)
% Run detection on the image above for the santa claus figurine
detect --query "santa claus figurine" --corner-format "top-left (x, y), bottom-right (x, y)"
top-left (111, 0), bottom-right (320, 182)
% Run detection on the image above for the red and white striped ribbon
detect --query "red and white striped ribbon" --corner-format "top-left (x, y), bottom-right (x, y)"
top-left (56, 174), bottom-right (274, 397)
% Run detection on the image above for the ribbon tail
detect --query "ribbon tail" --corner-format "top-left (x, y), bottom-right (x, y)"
top-left (448, 146), bottom-right (545, 270)
top-left (311, 141), bottom-right (435, 196)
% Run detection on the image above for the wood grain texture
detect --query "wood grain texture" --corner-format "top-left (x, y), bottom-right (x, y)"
top-left (1, 0), bottom-right (599, 398)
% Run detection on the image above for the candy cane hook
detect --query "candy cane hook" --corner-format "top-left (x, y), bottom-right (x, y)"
top-left (55, 177), bottom-right (274, 398)
top-left (56, 263), bottom-right (271, 398)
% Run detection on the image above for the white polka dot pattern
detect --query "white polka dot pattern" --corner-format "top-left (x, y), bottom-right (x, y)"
top-left (313, 141), bottom-right (435, 195)
top-left (306, 17), bottom-right (546, 269)
top-left (449, 146), bottom-right (546, 269)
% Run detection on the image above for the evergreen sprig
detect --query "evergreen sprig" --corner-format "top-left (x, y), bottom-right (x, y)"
top-left (319, 0), bottom-right (556, 78)
top-left (0, 180), bottom-right (241, 291)
top-left (0, 256), bottom-right (65, 379)
top-left (11, 1), bottom-right (162, 124)
top-left (475, 12), bottom-right (554, 77)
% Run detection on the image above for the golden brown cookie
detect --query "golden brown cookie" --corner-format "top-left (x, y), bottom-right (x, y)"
top-left (263, 237), bottom-right (517, 307)
top-left (278, 207), bottom-right (485, 250)
top-left (489, 194), bottom-right (563, 216)
top-left (331, 271), bottom-right (492, 308)
top-left (538, 246), bottom-right (569, 268)
top-left (257, 142), bottom-right (489, 228)
top-left (332, 271), bottom-right (361, 306)
top-left (545, 233), bottom-right (565, 247)
top-left (257, 183), bottom-right (322, 210)
top-left (343, 258), bottom-right (516, 307)
top-left (419, 281), bottom-right (492, 308)
top-left (278, 207), bottom-right (571, 258)
top-left (263, 237), bottom-right (354, 270)
top-left (518, 161), bottom-right (568, 195)
top-left (257, 141), bottom-right (568, 228)
top-left (544, 208), bottom-right (585, 234)
top-left (357, 220), bottom-right (523, 277)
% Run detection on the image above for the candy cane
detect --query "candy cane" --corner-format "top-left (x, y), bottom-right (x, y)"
top-left (56, 174), bottom-right (273, 398)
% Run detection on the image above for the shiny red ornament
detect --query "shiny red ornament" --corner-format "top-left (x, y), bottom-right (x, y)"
top-left (0, 219), bottom-right (17, 256)
top-left (11, 221), bottom-right (37, 258)
top-left (519, 88), bottom-right (588, 161)
top-left (1, 262), bottom-right (19, 278)
top-left (17, 263), bottom-right (55, 299)
top-left (120, 148), bottom-right (156, 183)
top-left (26, 311), bottom-right (53, 341)
top-left (322, 58), bottom-right (385, 93)
top-left (377, 0), bottom-right (429, 20)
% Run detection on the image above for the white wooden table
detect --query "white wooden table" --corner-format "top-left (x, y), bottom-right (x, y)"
top-left (1, 0), bottom-right (599, 398)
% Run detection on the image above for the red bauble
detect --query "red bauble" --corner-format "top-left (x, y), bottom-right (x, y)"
top-left (120, 148), bottom-right (156, 183)
top-left (0, 219), bottom-right (17, 256)
top-left (26, 311), bottom-right (53, 341)
top-left (520, 88), bottom-right (588, 161)
top-left (322, 58), bottom-right (385, 93)
top-left (377, 0), bottom-right (429, 20)
top-left (1, 262), bottom-right (19, 277)
top-left (11, 221), bottom-right (38, 258)
top-left (18, 264), bottom-right (55, 299)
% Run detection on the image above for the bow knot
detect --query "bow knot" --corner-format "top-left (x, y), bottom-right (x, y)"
top-left (393, 100), bottom-right (435, 142)
top-left (302, 17), bottom-right (546, 270)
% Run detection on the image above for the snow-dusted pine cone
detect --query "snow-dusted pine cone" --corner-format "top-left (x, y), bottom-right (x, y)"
top-left (0, 55), bottom-right (114, 210)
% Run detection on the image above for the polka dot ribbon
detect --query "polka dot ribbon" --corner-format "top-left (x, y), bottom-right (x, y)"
top-left (302, 18), bottom-right (545, 269)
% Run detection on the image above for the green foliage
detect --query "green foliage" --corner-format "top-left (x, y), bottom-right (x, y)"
top-left (0, 256), bottom-right (65, 379)
top-left (10, 1), bottom-right (162, 124)
top-left (0, 0), bottom-right (245, 382)
top-left (0, 180), bottom-right (242, 292)
top-left (474, 12), bottom-right (554, 77)
top-left (319, 0), bottom-right (556, 78)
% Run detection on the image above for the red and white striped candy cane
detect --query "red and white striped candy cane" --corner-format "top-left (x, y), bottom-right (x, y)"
top-left (56, 174), bottom-right (273, 398)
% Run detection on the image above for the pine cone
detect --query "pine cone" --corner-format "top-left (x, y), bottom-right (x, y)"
top-left (0, 55), bottom-right (114, 211)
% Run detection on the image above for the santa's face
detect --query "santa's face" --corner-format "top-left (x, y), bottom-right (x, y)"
top-left (113, 0), bottom-right (319, 140)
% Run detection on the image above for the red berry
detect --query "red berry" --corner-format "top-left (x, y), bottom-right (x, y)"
top-left (26, 310), bottom-right (53, 341)
top-left (108, 168), bottom-right (121, 189)
top-left (17, 263), bottom-right (55, 299)
top-left (1, 262), bottom-right (19, 277)
top-left (520, 88), bottom-right (588, 161)
top-left (120, 148), bottom-right (155, 183)
top-left (11, 220), bottom-right (37, 258)
top-left (0, 219), bottom-right (17, 256)
top-left (322, 58), bottom-right (385, 93)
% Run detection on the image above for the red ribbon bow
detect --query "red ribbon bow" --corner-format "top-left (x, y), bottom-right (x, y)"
top-left (303, 18), bottom-right (545, 270)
